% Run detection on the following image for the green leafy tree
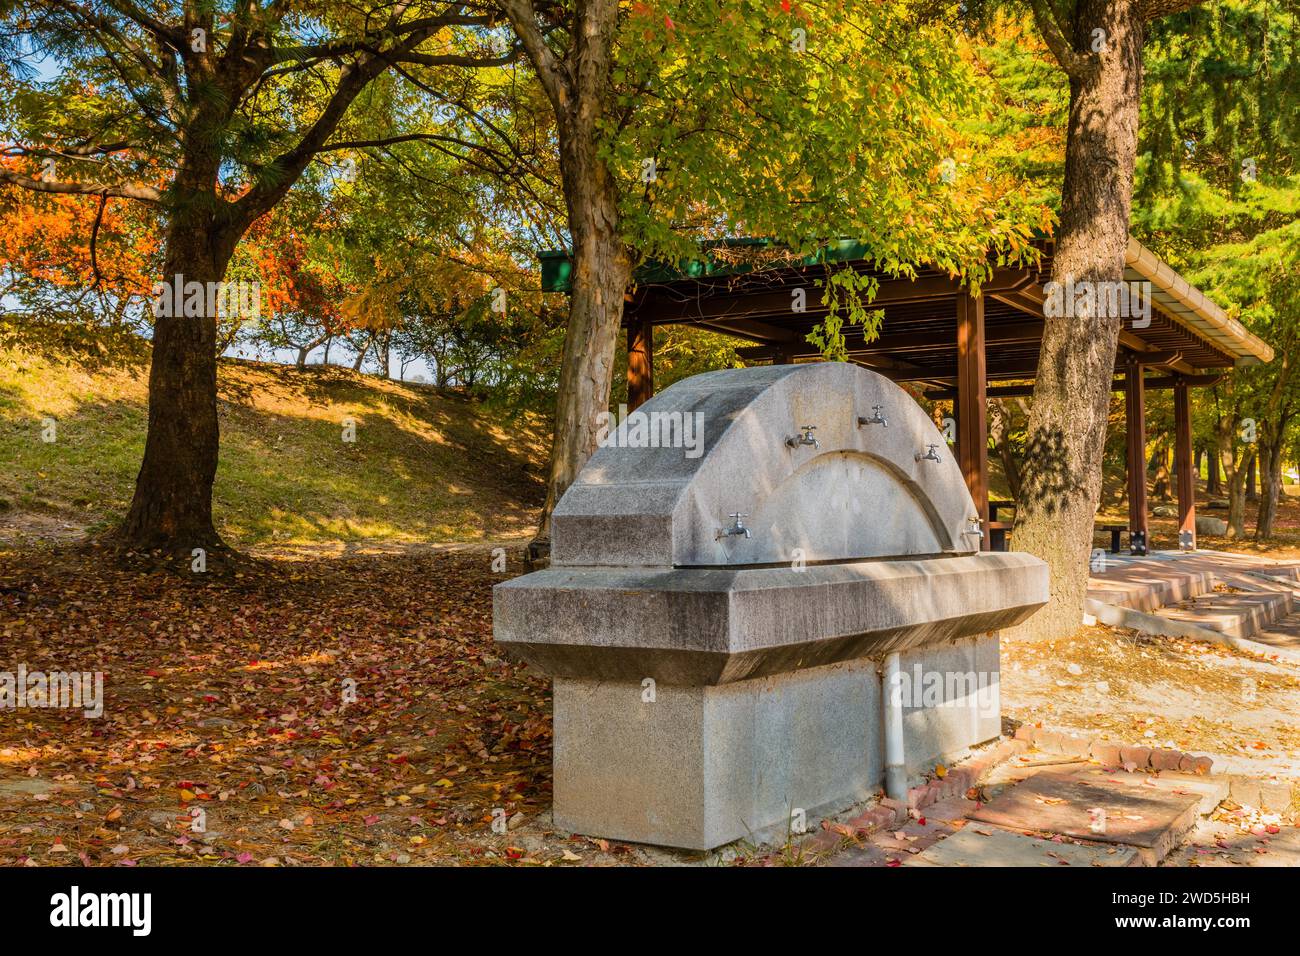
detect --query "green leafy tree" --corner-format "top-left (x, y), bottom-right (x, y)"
top-left (0, 1), bottom-right (514, 555)
top-left (500, 0), bottom-right (1047, 549)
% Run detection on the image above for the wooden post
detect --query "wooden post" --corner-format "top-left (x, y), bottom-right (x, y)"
top-left (1174, 377), bottom-right (1196, 550)
top-left (1125, 353), bottom-right (1149, 555)
top-left (956, 293), bottom-right (989, 549)
top-left (627, 316), bottom-right (654, 411)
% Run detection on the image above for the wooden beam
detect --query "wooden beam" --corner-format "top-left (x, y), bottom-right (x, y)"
top-left (735, 321), bottom-right (1043, 362)
top-left (1175, 378), bottom-right (1197, 550)
top-left (1125, 356), bottom-right (1149, 554)
top-left (627, 316), bottom-right (654, 411)
top-left (627, 268), bottom-right (1035, 325)
top-left (696, 317), bottom-right (801, 343)
top-left (924, 373), bottom-right (1223, 400)
top-left (956, 294), bottom-right (989, 550)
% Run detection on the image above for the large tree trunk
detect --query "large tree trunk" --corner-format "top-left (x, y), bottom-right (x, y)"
top-left (523, 0), bottom-right (631, 555)
top-left (117, 197), bottom-right (237, 552)
top-left (1012, 0), bottom-right (1145, 639)
top-left (534, 161), bottom-right (632, 546)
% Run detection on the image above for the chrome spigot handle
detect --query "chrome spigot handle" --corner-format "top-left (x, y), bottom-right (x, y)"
top-left (717, 513), bottom-right (751, 539)
top-left (857, 405), bottom-right (888, 428)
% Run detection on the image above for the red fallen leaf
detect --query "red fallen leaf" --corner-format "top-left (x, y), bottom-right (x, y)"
top-left (917, 816), bottom-right (926, 826)
top-left (664, 15), bottom-right (674, 29)
top-left (145, 669), bottom-right (162, 678)
top-left (505, 846), bottom-right (524, 859)
top-left (886, 858), bottom-right (901, 867)
top-left (236, 852), bottom-right (254, 864)
top-left (203, 695), bottom-right (218, 702)
top-left (1266, 825), bottom-right (1281, 834)
top-left (364, 815), bottom-right (380, 826)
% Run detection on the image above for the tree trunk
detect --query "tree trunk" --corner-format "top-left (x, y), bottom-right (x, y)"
top-left (1012, 0), bottom-right (1145, 639)
top-left (1256, 441), bottom-right (1282, 539)
top-left (534, 180), bottom-right (631, 545)
top-left (1217, 419), bottom-right (1246, 538)
top-left (352, 331), bottom-right (375, 372)
top-left (990, 398), bottom-right (1023, 501)
top-left (1245, 450), bottom-right (1257, 501)
top-left (1207, 444), bottom-right (1221, 495)
top-left (117, 200), bottom-right (238, 552)
top-left (526, 0), bottom-right (632, 553)
top-left (1151, 437), bottom-right (1171, 500)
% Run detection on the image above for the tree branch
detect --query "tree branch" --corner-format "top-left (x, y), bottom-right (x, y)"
top-left (0, 170), bottom-right (163, 203)
top-left (499, 0), bottom-right (570, 114)
top-left (1027, 0), bottom-right (1097, 81)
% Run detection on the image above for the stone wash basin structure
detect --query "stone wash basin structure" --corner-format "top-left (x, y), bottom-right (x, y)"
top-left (494, 362), bottom-right (1047, 850)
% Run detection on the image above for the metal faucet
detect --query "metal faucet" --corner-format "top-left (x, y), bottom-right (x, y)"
top-left (716, 513), bottom-right (751, 540)
top-left (963, 516), bottom-right (983, 537)
top-left (915, 443), bottom-right (941, 463)
top-left (786, 425), bottom-right (819, 449)
top-left (857, 405), bottom-right (888, 428)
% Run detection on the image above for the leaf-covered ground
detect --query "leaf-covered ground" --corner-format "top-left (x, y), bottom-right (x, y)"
top-left (0, 544), bottom-right (638, 866)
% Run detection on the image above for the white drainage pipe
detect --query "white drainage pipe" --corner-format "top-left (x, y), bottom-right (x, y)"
top-left (883, 652), bottom-right (907, 801)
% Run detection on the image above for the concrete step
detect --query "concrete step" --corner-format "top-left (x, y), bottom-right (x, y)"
top-left (1244, 565), bottom-right (1300, 585)
top-left (1088, 559), bottom-right (1218, 613)
top-left (1069, 766), bottom-right (1229, 816)
top-left (905, 825), bottom-right (1141, 867)
top-left (1153, 588), bottom-right (1292, 642)
top-left (966, 766), bottom-right (1205, 865)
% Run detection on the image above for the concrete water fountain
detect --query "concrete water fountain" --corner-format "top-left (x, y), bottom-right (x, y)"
top-left (494, 362), bottom-right (1047, 850)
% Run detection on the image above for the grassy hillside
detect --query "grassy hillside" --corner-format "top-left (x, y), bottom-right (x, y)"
top-left (0, 348), bottom-right (548, 550)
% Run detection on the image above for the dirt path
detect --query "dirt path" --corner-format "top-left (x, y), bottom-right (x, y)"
top-left (1001, 623), bottom-right (1300, 780)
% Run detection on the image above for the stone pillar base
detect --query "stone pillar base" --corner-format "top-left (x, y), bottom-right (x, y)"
top-left (552, 633), bottom-right (1000, 850)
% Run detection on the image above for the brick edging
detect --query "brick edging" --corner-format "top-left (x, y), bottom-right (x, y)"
top-left (1012, 723), bottom-right (1214, 775)
top-left (797, 738), bottom-right (1026, 856)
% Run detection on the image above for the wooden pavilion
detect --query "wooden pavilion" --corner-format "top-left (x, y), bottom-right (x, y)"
top-left (540, 238), bottom-right (1274, 552)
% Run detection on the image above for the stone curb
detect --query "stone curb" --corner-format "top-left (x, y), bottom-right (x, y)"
top-left (1012, 723), bottom-right (1214, 775)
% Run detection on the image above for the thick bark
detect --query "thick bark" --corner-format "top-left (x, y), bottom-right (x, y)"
top-left (503, 0), bottom-right (632, 552)
top-left (1013, 0), bottom-right (1145, 638)
top-left (117, 163), bottom-right (240, 551)
top-left (1245, 450), bottom-right (1257, 501)
top-left (534, 146), bottom-right (632, 543)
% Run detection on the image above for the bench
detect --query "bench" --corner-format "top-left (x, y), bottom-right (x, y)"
top-left (1100, 523), bottom-right (1147, 556)
top-left (988, 500), bottom-right (1016, 523)
top-left (1100, 524), bottom-right (1126, 554)
top-left (987, 520), bottom-right (1013, 552)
